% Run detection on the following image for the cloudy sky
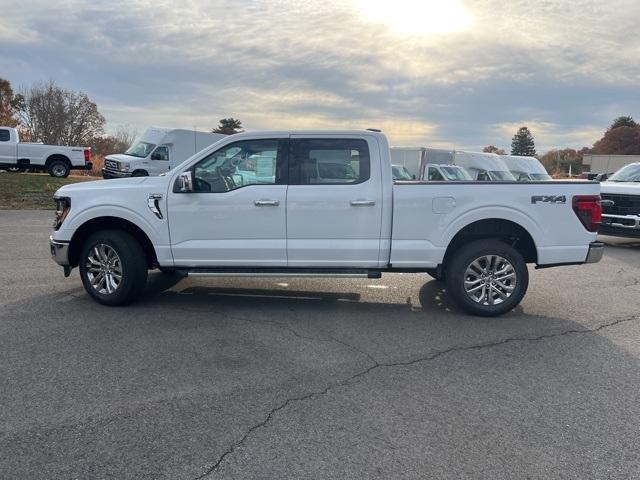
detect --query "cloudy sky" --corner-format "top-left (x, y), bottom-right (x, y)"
top-left (1, 0), bottom-right (639, 151)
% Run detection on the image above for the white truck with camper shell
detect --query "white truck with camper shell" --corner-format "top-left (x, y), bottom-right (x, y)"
top-left (102, 127), bottom-right (225, 178)
top-left (50, 130), bottom-right (604, 316)
top-left (0, 126), bottom-right (92, 177)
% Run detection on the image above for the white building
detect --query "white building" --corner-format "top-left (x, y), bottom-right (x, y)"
top-left (583, 154), bottom-right (640, 174)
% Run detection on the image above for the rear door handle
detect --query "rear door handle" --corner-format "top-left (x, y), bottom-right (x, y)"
top-left (254, 199), bottom-right (280, 206)
top-left (350, 200), bottom-right (376, 206)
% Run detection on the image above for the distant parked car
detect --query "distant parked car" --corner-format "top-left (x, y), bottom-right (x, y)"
top-left (0, 126), bottom-right (92, 177)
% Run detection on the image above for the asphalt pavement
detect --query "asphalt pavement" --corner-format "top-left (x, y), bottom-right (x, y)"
top-left (1, 210), bottom-right (639, 479)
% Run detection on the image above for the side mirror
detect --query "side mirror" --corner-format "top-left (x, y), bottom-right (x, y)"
top-left (151, 153), bottom-right (161, 160)
top-left (412, 174), bottom-right (416, 180)
top-left (176, 171), bottom-right (193, 193)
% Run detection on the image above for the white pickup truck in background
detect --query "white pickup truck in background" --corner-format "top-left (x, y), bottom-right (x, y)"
top-left (599, 162), bottom-right (640, 237)
top-left (49, 130), bottom-right (604, 316)
top-left (0, 127), bottom-right (92, 177)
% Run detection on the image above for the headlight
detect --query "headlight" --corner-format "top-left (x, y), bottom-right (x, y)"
top-left (53, 197), bottom-right (71, 230)
top-left (120, 163), bottom-right (130, 172)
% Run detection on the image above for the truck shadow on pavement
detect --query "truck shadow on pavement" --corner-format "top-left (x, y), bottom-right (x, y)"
top-left (142, 273), bottom-right (527, 318)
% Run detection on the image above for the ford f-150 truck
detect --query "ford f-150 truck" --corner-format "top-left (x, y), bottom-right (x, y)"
top-left (0, 127), bottom-right (92, 177)
top-left (49, 130), bottom-right (604, 316)
top-left (599, 162), bottom-right (640, 237)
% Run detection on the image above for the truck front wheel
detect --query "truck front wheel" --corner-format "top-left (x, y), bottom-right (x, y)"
top-left (445, 239), bottom-right (528, 317)
top-left (79, 230), bottom-right (148, 306)
top-left (48, 159), bottom-right (70, 178)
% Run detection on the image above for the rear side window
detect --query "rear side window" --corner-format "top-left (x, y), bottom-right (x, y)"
top-left (0, 129), bottom-right (10, 142)
top-left (289, 138), bottom-right (370, 185)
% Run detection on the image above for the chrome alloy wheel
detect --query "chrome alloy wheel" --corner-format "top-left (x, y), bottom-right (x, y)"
top-left (463, 255), bottom-right (516, 305)
top-left (85, 244), bottom-right (123, 294)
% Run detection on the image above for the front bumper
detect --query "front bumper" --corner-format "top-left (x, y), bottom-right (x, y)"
top-left (599, 214), bottom-right (640, 238)
top-left (585, 241), bottom-right (605, 263)
top-left (50, 236), bottom-right (70, 266)
top-left (102, 168), bottom-right (132, 179)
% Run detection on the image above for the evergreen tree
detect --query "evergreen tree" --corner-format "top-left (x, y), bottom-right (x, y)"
top-left (212, 118), bottom-right (243, 135)
top-left (511, 126), bottom-right (536, 156)
top-left (609, 116), bottom-right (636, 130)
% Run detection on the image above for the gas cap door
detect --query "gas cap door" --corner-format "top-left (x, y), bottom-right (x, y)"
top-left (432, 196), bottom-right (456, 214)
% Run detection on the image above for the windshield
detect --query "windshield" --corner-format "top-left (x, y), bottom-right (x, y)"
top-left (441, 166), bottom-right (472, 181)
top-left (125, 141), bottom-right (156, 158)
top-left (392, 166), bottom-right (413, 180)
top-left (530, 173), bottom-right (552, 180)
top-left (609, 164), bottom-right (640, 182)
top-left (489, 170), bottom-right (517, 181)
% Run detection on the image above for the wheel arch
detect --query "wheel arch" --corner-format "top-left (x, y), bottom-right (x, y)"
top-left (443, 218), bottom-right (538, 266)
top-left (68, 216), bottom-right (158, 269)
top-left (45, 153), bottom-right (71, 167)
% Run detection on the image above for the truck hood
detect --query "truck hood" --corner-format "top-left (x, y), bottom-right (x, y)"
top-left (105, 153), bottom-right (139, 163)
top-left (55, 175), bottom-right (169, 196)
top-left (600, 181), bottom-right (640, 195)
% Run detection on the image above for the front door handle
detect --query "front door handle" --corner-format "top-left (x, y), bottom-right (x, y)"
top-left (254, 199), bottom-right (280, 206)
top-left (350, 199), bottom-right (376, 206)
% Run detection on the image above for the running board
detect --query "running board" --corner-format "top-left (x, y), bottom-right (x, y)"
top-left (180, 268), bottom-right (382, 279)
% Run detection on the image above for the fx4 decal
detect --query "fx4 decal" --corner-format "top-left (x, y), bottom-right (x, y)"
top-left (531, 195), bottom-right (566, 204)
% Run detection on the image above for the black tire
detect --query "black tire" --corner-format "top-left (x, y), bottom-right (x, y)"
top-left (426, 267), bottom-right (444, 282)
top-left (445, 239), bottom-right (529, 317)
top-left (79, 230), bottom-right (148, 306)
top-left (8, 167), bottom-right (25, 173)
top-left (48, 159), bottom-right (70, 178)
top-left (131, 170), bottom-right (149, 177)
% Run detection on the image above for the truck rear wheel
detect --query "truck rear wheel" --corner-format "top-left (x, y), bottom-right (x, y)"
top-left (445, 239), bottom-right (528, 317)
top-left (48, 159), bottom-right (70, 178)
top-left (79, 230), bottom-right (148, 306)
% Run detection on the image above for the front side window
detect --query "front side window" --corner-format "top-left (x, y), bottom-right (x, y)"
top-left (290, 138), bottom-right (370, 185)
top-left (428, 167), bottom-right (445, 181)
top-left (125, 141), bottom-right (156, 158)
top-left (151, 146), bottom-right (169, 161)
top-left (192, 139), bottom-right (286, 193)
top-left (0, 129), bottom-right (9, 142)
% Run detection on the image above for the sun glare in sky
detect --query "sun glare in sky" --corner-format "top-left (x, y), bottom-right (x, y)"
top-left (352, 0), bottom-right (474, 35)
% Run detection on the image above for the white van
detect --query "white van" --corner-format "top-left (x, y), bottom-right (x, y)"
top-left (502, 155), bottom-right (552, 181)
top-left (102, 128), bottom-right (225, 178)
top-left (451, 151), bottom-right (517, 181)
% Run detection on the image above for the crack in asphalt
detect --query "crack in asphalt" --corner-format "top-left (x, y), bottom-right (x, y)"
top-left (194, 314), bottom-right (639, 479)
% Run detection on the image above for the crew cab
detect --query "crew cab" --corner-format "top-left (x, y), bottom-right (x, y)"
top-left (599, 163), bottom-right (640, 237)
top-left (49, 130), bottom-right (604, 316)
top-left (0, 127), bottom-right (92, 177)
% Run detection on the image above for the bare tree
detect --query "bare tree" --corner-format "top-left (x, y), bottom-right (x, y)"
top-left (482, 145), bottom-right (506, 155)
top-left (16, 80), bottom-right (105, 146)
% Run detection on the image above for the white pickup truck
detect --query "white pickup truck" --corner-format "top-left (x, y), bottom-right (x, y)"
top-left (599, 163), bottom-right (640, 237)
top-left (49, 130), bottom-right (604, 316)
top-left (0, 127), bottom-right (92, 177)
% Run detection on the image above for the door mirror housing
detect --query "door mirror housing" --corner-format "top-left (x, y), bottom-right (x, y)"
top-left (176, 171), bottom-right (194, 193)
top-left (151, 152), bottom-right (162, 160)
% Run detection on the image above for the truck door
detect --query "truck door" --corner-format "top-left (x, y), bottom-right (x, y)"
top-left (167, 137), bottom-right (288, 266)
top-left (286, 136), bottom-right (383, 267)
top-left (149, 145), bottom-right (171, 174)
top-left (0, 128), bottom-right (16, 165)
